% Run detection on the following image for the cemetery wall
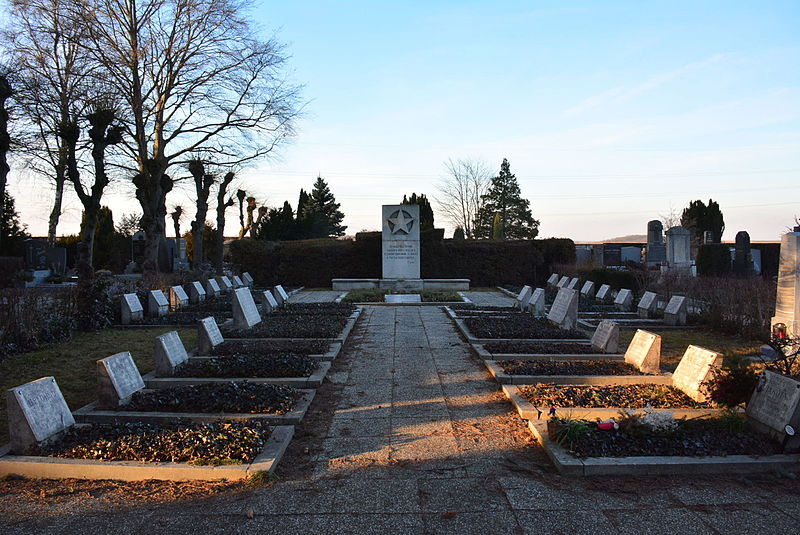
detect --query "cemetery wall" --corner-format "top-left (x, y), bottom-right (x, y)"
top-left (696, 244), bottom-right (733, 276)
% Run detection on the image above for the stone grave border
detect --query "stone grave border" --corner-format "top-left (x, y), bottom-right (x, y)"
top-left (341, 292), bottom-right (467, 306)
top-left (576, 318), bottom-right (695, 331)
top-left (222, 307), bottom-right (362, 344)
top-left (0, 425), bottom-right (293, 482)
top-left (471, 343), bottom-right (623, 362)
top-left (195, 340), bottom-right (344, 362)
top-left (482, 360), bottom-right (672, 386)
top-left (444, 307), bottom-right (588, 344)
top-left (142, 361), bottom-right (332, 389)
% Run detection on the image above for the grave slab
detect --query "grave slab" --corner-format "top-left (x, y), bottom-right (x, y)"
top-left (231, 275), bottom-right (244, 288)
top-left (148, 290), bottom-right (169, 317)
top-left (637, 291), bottom-right (658, 319)
top-left (746, 370), bottom-right (800, 451)
top-left (556, 276), bottom-right (569, 288)
top-left (566, 277), bottom-right (580, 291)
top-left (242, 272), bottom-right (255, 288)
top-left (547, 273), bottom-right (559, 287)
top-left (664, 295), bottom-right (688, 326)
top-left (121, 293), bottom-right (143, 325)
top-left (169, 285), bottom-right (189, 310)
top-left (189, 281), bottom-right (206, 304)
top-left (516, 285), bottom-right (532, 310)
top-left (97, 352), bottom-right (145, 408)
top-left (672, 345), bottom-right (722, 402)
top-left (547, 287), bottom-right (578, 330)
top-left (204, 278), bottom-right (221, 297)
top-left (614, 289), bottom-right (634, 312)
top-left (216, 276), bottom-right (233, 293)
top-left (154, 331), bottom-right (190, 377)
top-left (262, 290), bottom-right (278, 313)
top-left (197, 316), bottom-right (224, 355)
top-left (6, 377), bottom-right (75, 454)
top-left (623, 329), bottom-right (661, 374)
top-left (526, 288), bottom-right (546, 317)
top-left (595, 284), bottom-right (612, 303)
top-left (580, 281), bottom-right (595, 300)
top-left (273, 285), bottom-right (290, 306)
top-left (385, 294), bottom-right (422, 303)
top-left (232, 287), bottom-right (262, 329)
top-left (591, 320), bottom-right (619, 353)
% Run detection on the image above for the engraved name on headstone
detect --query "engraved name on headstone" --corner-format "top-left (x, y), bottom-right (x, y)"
top-left (547, 287), bottom-right (578, 330)
top-left (516, 285), bottom-right (532, 310)
top-left (664, 295), bottom-right (688, 326)
top-left (232, 287), bottom-right (262, 329)
top-left (198, 316), bottom-right (224, 355)
top-left (580, 281), bottom-right (595, 300)
top-left (97, 352), bottom-right (145, 408)
top-left (189, 281), bottom-right (207, 304)
top-left (148, 290), bottom-right (169, 317)
top-left (547, 273), bottom-right (559, 288)
top-left (614, 288), bottom-right (634, 312)
top-left (169, 285), bottom-right (189, 310)
top-left (595, 284), bottom-right (612, 303)
top-left (204, 278), bottom-right (221, 297)
top-left (591, 320), bottom-right (619, 353)
top-left (623, 329), bottom-right (661, 374)
top-left (154, 331), bottom-right (189, 376)
top-left (747, 371), bottom-right (800, 450)
top-left (121, 293), bottom-right (143, 325)
top-left (637, 291), bottom-right (658, 319)
top-left (672, 345), bottom-right (722, 402)
top-left (526, 288), bottom-right (546, 317)
top-left (7, 377), bottom-right (75, 454)
top-left (242, 272), bottom-right (255, 288)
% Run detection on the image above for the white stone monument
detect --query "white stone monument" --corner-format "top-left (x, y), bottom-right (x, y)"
top-left (232, 287), bottom-right (262, 329)
top-left (595, 284), bottom-right (612, 303)
top-left (273, 285), bottom-right (289, 306)
top-left (6, 377), bottom-right (75, 454)
top-left (566, 277), bottom-right (580, 291)
top-left (382, 204), bottom-right (421, 283)
top-left (216, 276), bottom-right (233, 293)
top-left (591, 320), bottom-right (619, 353)
top-left (556, 276), bottom-right (569, 288)
top-left (672, 345), bottom-right (722, 402)
top-left (121, 293), bottom-right (143, 325)
top-left (580, 281), bottom-right (595, 300)
top-left (148, 290), bottom-right (169, 317)
top-left (666, 226), bottom-right (692, 271)
top-left (747, 371), bottom-right (800, 451)
top-left (169, 285), bottom-right (189, 310)
top-left (772, 232), bottom-right (800, 338)
top-left (262, 290), bottom-right (278, 313)
top-left (526, 288), bottom-right (546, 317)
top-left (547, 287), bottom-right (578, 330)
top-left (204, 278), bottom-right (221, 298)
top-left (231, 275), bottom-right (244, 288)
top-left (664, 295), bottom-right (688, 326)
top-left (546, 274), bottom-right (559, 288)
top-left (154, 331), bottom-right (189, 376)
top-left (242, 272), bottom-right (255, 288)
top-left (97, 352), bottom-right (145, 408)
top-left (623, 329), bottom-right (661, 374)
top-left (198, 317), bottom-right (224, 354)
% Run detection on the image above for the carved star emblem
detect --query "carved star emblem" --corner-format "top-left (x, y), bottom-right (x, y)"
top-left (387, 210), bottom-right (415, 235)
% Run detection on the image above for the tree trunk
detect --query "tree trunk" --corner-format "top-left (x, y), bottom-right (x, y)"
top-left (47, 159), bottom-right (67, 247)
top-left (214, 172), bottom-right (235, 274)
top-left (188, 161), bottom-right (213, 268)
top-left (134, 163), bottom-right (173, 274)
top-left (0, 75), bottom-right (11, 251)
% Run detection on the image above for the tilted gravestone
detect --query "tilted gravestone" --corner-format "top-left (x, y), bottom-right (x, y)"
top-left (664, 295), bottom-right (688, 326)
top-left (546, 273), bottom-right (559, 288)
top-left (204, 278), bottom-right (221, 298)
top-left (189, 281), bottom-right (207, 304)
top-left (232, 287), bottom-right (262, 329)
top-left (516, 285), bottom-right (532, 310)
top-left (580, 281), bottom-right (595, 300)
top-left (154, 331), bottom-right (190, 376)
top-left (197, 316), bottom-right (224, 355)
top-left (614, 289), bottom-right (634, 312)
top-left (97, 352), bottom-right (145, 408)
top-left (231, 275), bottom-right (244, 289)
top-left (169, 285), bottom-right (189, 310)
top-left (566, 277), bottom-right (580, 291)
top-left (273, 285), bottom-right (289, 306)
top-left (556, 276), bottom-right (570, 288)
top-left (242, 272), bottom-right (255, 288)
top-left (747, 371), bottom-right (800, 451)
top-left (148, 290), bottom-right (169, 317)
top-left (623, 329), bottom-right (661, 374)
top-left (121, 293), bottom-right (143, 325)
top-left (216, 276), bottom-right (233, 293)
top-left (591, 320), bottom-right (619, 353)
top-left (547, 287), bottom-right (578, 330)
top-left (637, 291), bottom-right (659, 319)
top-left (262, 290), bottom-right (278, 314)
top-left (7, 377), bottom-right (75, 454)
top-left (595, 284), bottom-right (612, 303)
top-left (672, 345), bottom-right (722, 402)
top-left (526, 288), bottom-right (546, 317)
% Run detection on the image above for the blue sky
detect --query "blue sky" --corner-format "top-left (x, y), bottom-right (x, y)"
top-left (10, 0), bottom-right (800, 240)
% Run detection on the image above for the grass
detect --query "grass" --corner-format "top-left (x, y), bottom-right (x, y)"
top-left (341, 289), bottom-right (462, 302)
top-left (0, 327), bottom-right (197, 445)
top-left (618, 328), bottom-right (762, 372)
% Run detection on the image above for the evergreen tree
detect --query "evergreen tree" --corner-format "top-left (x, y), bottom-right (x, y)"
top-left (680, 199), bottom-right (725, 245)
top-left (80, 206), bottom-right (125, 270)
top-left (473, 159), bottom-right (539, 239)
top-left (255, 201), bottom-right (297, 241)
top-left (401, 193), bottom-right (435, 231)
top-left (0, 191), bottom-right (29, 256)
top-left (452, 227), bottom-right (465, 241)
top-left (304, 176), bottom-right (346, 238)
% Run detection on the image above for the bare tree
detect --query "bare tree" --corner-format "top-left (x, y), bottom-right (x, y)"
top-left (214, 171), bottom-right (235, 273)
top-left (0, 72), bottom-right (11, 249)
top-left (187, 159), bottom-right (214, 267)
top-left (660, 203), bottom-right (681, 230)
top-left (435, 158), bottom-right (491, 239)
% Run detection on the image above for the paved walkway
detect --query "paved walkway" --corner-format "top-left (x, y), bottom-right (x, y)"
top-left (4, 303), bottom-right (800, 534)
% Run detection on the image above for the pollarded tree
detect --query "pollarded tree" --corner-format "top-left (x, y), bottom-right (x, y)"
top-left (401, 193), bottom-right (434, 231)
top-left (302, 176), bottom-right (346, 238)
top-left (680, 199), bottom-right (725, 246)
top-left (437, 158), bottom-right (491, 239)
top-left (473, 158), bottom-right (539, 240)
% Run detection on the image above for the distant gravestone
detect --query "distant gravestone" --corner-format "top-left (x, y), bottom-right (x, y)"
top-left (771, 232), bottom-right (800, 338)
top-left (547, 274), bottom-right (559, 288)
top-left (204, 278), bottom-right (221, 298)
top-left (566, 277), bottom-right (580, 291)
top-left (591, 320), bottom-right (619, 353)
top-left (614, 289), bottom-right (634, 312)
top-left (7, 377), bottom-right (75, 454)
top-left (232, 287), bottom-right (262, 329)
top-left (647, 220), bottom-right (667, 267)
top-left (154, 331), bottom-right (189, 376)
top-left (262, 290), bottom-right (278, 313)
top-left (637, 291), bottom-right (658, 319)
top-left (121, 293), bottom-right (143, 325)
top-left (526, 288), bottom-right (546, 317)
top-left (547, 287), bottom-right (578, 330)
top-left (273, 285), bottom-right (289, 306)
top-left (216, 276), bottom-right (233, 293)
top-left (169, 285), bottom-right (189, 310)
top-left (580, 281), bottom-right (595, 300)
top-left (733, 231), bottom-right (751, 276)
top-left (595, 284), bottom-right (612, 303)
top-left (623, 329), bottom-right (661, 374)
top-left (747, 371), bottom-right (800, 451)
top-left (198, 317), bottom-right (224, 355)
top-left (242, 272), bottom-right (255, 288)
top-left (666, 226), bottom-right (692, 271)
top-left (664, 295), bottom-right (688, 326)
top-left (231, 275), bottom-right (244, 288)
top-left (189, 281), bottom-right (207, 304)
top-left (556, 276), bottom-right (569, 288)
top-left (672, 345), bottom-right (722, 402)
top-left (148, 290), bottom-right (169, 317)
top-left (97, 352), bottom-right (145, 408)
top-left (516, 285), bottom-right (532, 310)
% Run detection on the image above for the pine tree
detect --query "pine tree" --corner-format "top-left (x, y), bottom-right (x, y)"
top-left (304, 176), bottom-right (346, 238)
top-left (473, 159), bottom-right (539, 239)
top-left (680, 199), bottom-right (725, 245)
top-left (0, 191), bottom-right (28, 256)
top-left (401, 193), bottom-right (435, 231)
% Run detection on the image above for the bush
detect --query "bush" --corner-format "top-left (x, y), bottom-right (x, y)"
top-left (0, 257), bottom-right (24, 289)
top-left (701, 362), bottom-right (759, 408)
top-left (572, 267), bottom-right (642, 294)
top-left (697, 244), bottom-right (731, 277)
top-left (0, 288), bottom-right (76, 358)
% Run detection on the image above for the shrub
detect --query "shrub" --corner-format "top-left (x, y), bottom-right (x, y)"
top-left (0, 287), bottom-right (76, 358)
top-left (697, 244), bottom-right (731, 276)
top-left (701, 362), bottom-right (760, 408)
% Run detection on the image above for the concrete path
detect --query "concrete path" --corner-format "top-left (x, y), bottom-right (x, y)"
top-left (3, 303), bottom-right (800, 534)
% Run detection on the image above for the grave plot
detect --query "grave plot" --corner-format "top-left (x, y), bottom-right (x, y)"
top-left (115, 291), bottom-right (230, 326)
top-left (222, 307), bottom-right (361, 340)
top-left (448, 308), bottom-right (587, 343)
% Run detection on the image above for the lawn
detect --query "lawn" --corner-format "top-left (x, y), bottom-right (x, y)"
top-left (0, 327), bottom-right (197, 445)
top-left (341, 289), bottom-right (462, 302)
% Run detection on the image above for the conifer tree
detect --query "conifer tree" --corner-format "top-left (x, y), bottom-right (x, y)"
top-left (401, 193), bottom-right (435, 231)
top-left (304, 176), bottom-right (346, 238)
top-left (0, 191), bottom-right (29, 256)
top-left (680, 199), bottom-right (725, 245)
top-left (473, 159), bottom-right (539, 239)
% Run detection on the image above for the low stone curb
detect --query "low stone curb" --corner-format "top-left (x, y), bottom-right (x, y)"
top-left (0, 425), bottom-right (294, 482)
top-left (143, 361), bottom-right (332, 389)
top-left (471, 342), bottom-right (624, 362)
top-left (73, 389), bottom-right (316, 426)
top-left (221, 307), bottom-right (362, 343)
top-left (577, 318), bottom-right (698, 331)
top-left (444, 307), bottom-right (588, 344)
top-left (483, 360), bottom-right (672, 385)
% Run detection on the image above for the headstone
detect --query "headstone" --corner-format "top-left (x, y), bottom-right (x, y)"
top-left (591, 320), bottom-right (619, 353)
top-left (204, 278), bottom-right (221, 298)
top-left (733, 231), bottom-right (751, 276)
top-left (97, 352), bottom-right (145, 408)
top-left (47, 247), bottom-right (67, 274)
top-left (547, 287), bottom-right (578, 330)
top-left (198, 317), bottom-right (224, 355)
top-left (23, 238), bottom-right (50, 270)
top-left (747, 371), bottom-right (800, 451)
top-left (6, 377), bottom-right (75, 454)
top-left (273, 284), bottom-right (289, 306)
top-left (666, 226), bottom-right (692, 271)
top-left (580, 281), bottom-right (595, 300)
top-left (672, 345), bottom-right (722, 402)
top-left (566, 277), bottom-right (580, 291)
top-left (121, 293), bottom-right (143, 325)
top-left (169, 285), bottom-right (189, 310)
top-left (516, 285), bottom-right (532, 310)
top-left (148, 289), bottom-right (169, 317)
top-left (703, 230), bottom-right (714, 245)
top-left (664, 295), bottom-right (688, 326)
top-left (637, 291), bottom-right (658, 319)
top-left (595, 284), bottom-right (612, 303)
top-left (556, 276), bottom-right (569, 288)
top-left (526, 288), bottom-right (546, 317)
top-left (173, 238), bottom-right (189, 271)
top-left (382, 204), bottom-right (421, 279)
top-left (614, 288), bottom-right (634, 312)
top-left (154, 331), bottom-right (189, 376)
top-left (647, 220), bottom-right (667, 266)
top-left (771, 232), bottom-right (800, 338)
top-left (216, 276), bottom-right (233, 293)
top-left (602, 244), bottom-right (622, 267)
top-left (262, 290), bottom-right (278, 313)
top-left (232, 287), bottom-right (262, 329)
top-left (242, 272), bottom-right (255, 288)
top-left (131, 231), bottom-right (146, 264)
top-left (231, 275), bottom-right (244, 288)
top-left (546, 274), bottom-right (559, 288)
top-left (623, 329), bottom-right (661, 374)
top-left (189, 281), bottom-right (207, 304)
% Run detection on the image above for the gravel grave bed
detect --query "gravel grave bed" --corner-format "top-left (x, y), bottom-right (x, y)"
top-left (519, 384), bottom-right (709, 408)
top-left (174, 354), bottom-right (318, 378)
top-left (500, 360), bottom-right (645, 376)
top-left (120, 382), bottom-right (300, 414)
top-left (33, 421), bottom-right (272, 465)
top-left (210, 339), bottom-right (330, 357)
top-left (464, 316), bottom-right (586, 339)
top-left (133, 312), bottom-right (229, 326)
top-left (578, 302), bottom-right (619, 313)
top-left (552, 417), bottom-right (781, 458)
top-left (223, 315), bottom-right (349, 338)
top-left (484, 341), bottom-right (598, 354)
top-left (276, 303), bottom-right (356, 316)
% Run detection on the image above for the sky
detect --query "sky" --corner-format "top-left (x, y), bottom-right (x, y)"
top-left (7, 0), bottom-right (800, 242)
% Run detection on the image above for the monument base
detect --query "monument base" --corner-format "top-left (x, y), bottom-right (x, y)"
top-left (332, 278), bottom-right (470, 291)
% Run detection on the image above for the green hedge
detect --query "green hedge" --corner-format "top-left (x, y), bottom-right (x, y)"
top-left (697, 244), bottom-right (732, 277)
top-left (230, 236), bottom-right (575, 288)
top-left (575, 267), bottom-right (641, 294)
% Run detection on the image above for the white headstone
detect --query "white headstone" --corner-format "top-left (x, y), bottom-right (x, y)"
top-left (198, 316), bottom-right (224, 354)
top-left (664, 295), bottom-right (688, 326)
top-left (772, 232), bottom-right (800, 338)
top-left (547, 287), bottom-right (578, 330)
top-left (596, 284), bottom-right (612, 303)
top-left (242, 272), bottom-right (255, 288)
top-left (148, 290), bottom-right (169, 317)
top-left (747, 371), bottom-right (800, 449)
top-left (7, 377), bottom-right (75, 454)
top-left (516, 285), bottom-right (532, 310)
top-left (556, 276), bottom-right (570, 288)
top-left (591, 320), bottom-right (619, 353)
top-left (169, 285), bottom-right (189, 310)
top-left (566, 277), bottom-right (580, 291)
top-left (526, 288), bottom-right (546, 317)
top-left (637, 291), bottom-right (658, 319)
top-left (273, 284), bottom-right (289, 306)
top-left (614, 289), bottom-right (634, 312)
top-left (580, 281), bottom-right (595, 300)
top-left (232, 287), bottom-right (262, 329)
top-left (672, 345), bottom-right (722, 402)
top-left (204, 278), bottom-right (221, 297)
top-left (623, 329), bottom-right (661, 374)
top-left (382, 204), bottom-right (421, 279)
top-left (97, 352), bottom-right (145, 408)
top-left (262, 290), bottom-right (278, 313)
top-left (666, 226), bottom-right (693, 271)
top-left (217, 276), bottom-right (233, 293)
top-left (189, 281), bottom-right (207, 304)
top-left (121, 293), bottom-right (143, 325)
top-left (231, 275), bottom-right (244, 288)
top-left (154, 331), bottom-right (189, 376)
top-left (547, 273), bottom-right (559, 288)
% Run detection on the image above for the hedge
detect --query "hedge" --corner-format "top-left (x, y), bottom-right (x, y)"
top-left (230, 236), bottom-right (575, 288)
top-left (697, 244), bottom-right (732, 277)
